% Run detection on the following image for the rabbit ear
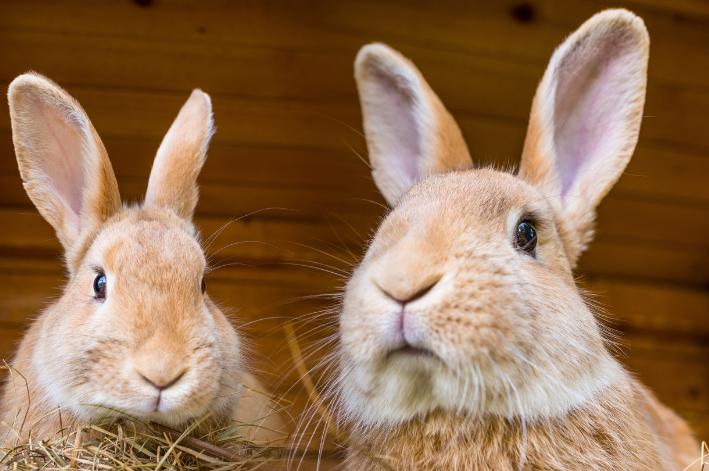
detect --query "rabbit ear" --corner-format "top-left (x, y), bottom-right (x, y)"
top-left (355, 43), bottom-right (473, 206)
top-left (9, 73), bottom-right (121, 254)
top-left (518, 9), bottom-right (649, 266)
top-left (144, 89), bottom-right (213, 220)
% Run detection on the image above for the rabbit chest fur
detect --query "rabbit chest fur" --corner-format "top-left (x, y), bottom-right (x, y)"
top-left (344, 380), bottom-right (695, 470)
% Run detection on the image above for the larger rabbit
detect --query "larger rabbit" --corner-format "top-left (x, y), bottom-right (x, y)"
top-left (333, 9), bottom-right (698, 470)
top-left (0, 74), bottom-right (286, 444)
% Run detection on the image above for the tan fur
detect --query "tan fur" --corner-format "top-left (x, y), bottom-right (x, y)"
top-left (144, 89), bottom-right (213, 221)
top-left (1, 74), bottom-right (286, 445)
top-left (334, 9), bottom-right (699, 470)
top-left (345, 379), bottom-right (697, 470)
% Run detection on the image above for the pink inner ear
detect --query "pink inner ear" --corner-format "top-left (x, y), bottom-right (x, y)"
top-left (370, 69), bottom-right (422, 189)
top-left (36, 98), bottom-right (86, 230)
top-left (552, 38), bottom-right (634, 206)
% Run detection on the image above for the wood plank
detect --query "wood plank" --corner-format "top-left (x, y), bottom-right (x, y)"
top-left (616, 143), bottom-right (709, 205)
top-left (1, 0), bottom-right (707, 91)
top-left (0, 92), bottom-right (709, 210)
top-left (601, 0), bottom-right (709, 17)
top-left (0, 325), bottom-right (26, 365)
top-left (618, 333), bottom-right (709, 441)
top-left (0, 274), bottom-right (64, 324)
top-left (315, 0), bottom-right (709, 90)
top-left (0, 0), bottom-right (361, 51)
top-left (595, 193), bottom-right (709, 250)
top-left (0, 29), bottom-right (358, 103)
top-left (585, 277), bottom-right (709, 338)
top-left (0, 134), bottom-right (374, 193)
top-left (623, 351), bottom-right (709, 413)
top-left (579, 236), bottom-right (709, 285)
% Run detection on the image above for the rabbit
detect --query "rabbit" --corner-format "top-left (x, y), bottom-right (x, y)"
top-left (331, 9), bottom-right (699, 471)
top-left (0, 73), bottom-right (287, 445)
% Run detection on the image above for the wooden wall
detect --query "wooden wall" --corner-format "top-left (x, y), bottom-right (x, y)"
top-left (0, 0), bottom-right (707, 449)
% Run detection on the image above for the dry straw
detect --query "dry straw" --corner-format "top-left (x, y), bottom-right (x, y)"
top-left (0, 406), bottom-right (294, 471)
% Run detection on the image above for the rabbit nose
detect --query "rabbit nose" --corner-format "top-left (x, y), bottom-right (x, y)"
top-left (378, 278), bottom-right (440, 305)
top-left (137, 370), bottom-right (186, 391)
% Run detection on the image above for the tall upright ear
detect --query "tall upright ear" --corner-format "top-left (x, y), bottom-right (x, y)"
top-left (355, 43), bottom-right (473, 206)
top-left (518, 9), bottom-right (649, 266)
top-left (9, 73), bottom-right (121, 256)
top-left (144, 89), bottom-right (213, 220)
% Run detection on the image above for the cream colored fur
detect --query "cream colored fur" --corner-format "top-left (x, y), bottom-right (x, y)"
top-left (334, 9), bottom-right (699, 470)
top-left (0, 74), bottom-right (286, 444)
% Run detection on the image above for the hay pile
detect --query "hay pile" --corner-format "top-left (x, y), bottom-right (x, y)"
top-left (0, 409), bottom-right (289, 470)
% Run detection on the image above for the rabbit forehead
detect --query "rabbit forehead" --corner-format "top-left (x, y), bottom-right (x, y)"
top-left (373, 169), bottom-right (552, 253)
top-left (87, 208), bottom-right (205, 285)
top-left (82, 208), bottom-right (206, 313)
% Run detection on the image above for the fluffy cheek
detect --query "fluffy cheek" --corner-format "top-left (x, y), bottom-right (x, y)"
top-left (339, 273), bottom-right (391, 364)
top-left (33, 289), bottom-right (102, 404)
top-left (41, 301), bottom-right (227, 423)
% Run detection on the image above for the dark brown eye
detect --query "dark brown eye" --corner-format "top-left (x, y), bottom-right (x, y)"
top-left (201, 278), bottom-right (206, 294)
top-left (93, 273), bottom-right (107, 300)
top-left (516, 221), bottom-right (537, 254)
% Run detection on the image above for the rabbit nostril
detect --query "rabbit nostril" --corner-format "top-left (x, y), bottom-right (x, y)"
top-left (138, 371), bottom-right (186, 391)
top-left (379, 278), bottom-right (440, 305)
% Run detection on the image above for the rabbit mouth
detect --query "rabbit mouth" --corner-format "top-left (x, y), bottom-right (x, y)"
top-left (387, 344), bottom-right (437, 360)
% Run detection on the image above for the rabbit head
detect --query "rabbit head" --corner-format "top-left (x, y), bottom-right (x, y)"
top-left (7, 74), bottom-right (241, 428)
top-left (337, 9), bottom-right (649, 429)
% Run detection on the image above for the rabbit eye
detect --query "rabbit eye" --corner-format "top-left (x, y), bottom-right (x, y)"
top-left (93, 273), bottom-right (107, 300)
top-left (201, 278), bottom-right (206, 294)
top-left (516, 221), bottom-right (537, 254)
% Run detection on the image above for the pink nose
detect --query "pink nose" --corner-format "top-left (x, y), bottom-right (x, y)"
top-left (137, 369), bottom-right (185, 391)
top-left (378, 279), bottom-right (439, 306)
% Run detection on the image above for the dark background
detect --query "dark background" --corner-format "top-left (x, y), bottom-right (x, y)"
top-left (0, 0), bottom-right (707, 450)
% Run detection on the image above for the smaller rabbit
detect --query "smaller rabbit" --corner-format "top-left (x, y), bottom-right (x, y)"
top-left (333, 9), bottom-right (699, 470)
top-left (0, 74), bottom-right (286, 444)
